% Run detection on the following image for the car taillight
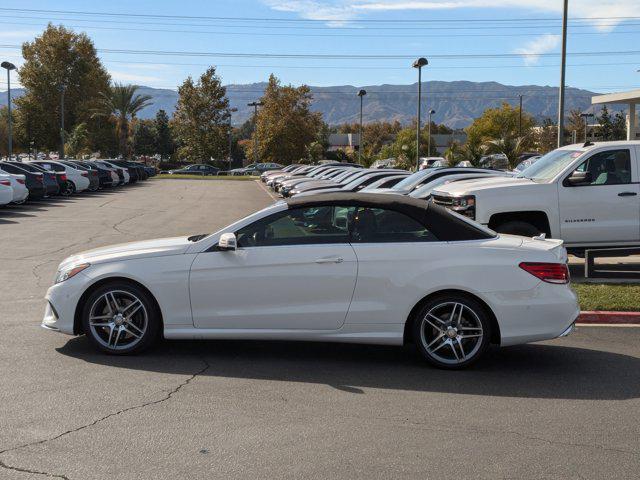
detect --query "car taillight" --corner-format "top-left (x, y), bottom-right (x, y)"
top-left (519, 262), bottom-right (569, 284)
top-left (0, 179), bottom-right (10, 186)
top-left (49, 174), bottom-right (56, 180)
top-left (17, 178), bottom-right (25, 185)
top-left (60, 174), bottom-right (67, 182)
top-left (80, 171), bottom-right (88, 177)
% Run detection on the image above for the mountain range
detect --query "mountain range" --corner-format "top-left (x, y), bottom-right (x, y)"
top-left (1, 80), bottom-right (600, 129)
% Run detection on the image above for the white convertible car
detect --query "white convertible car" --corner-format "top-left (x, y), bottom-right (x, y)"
top-left (42, 193), bottom-right (578, 368)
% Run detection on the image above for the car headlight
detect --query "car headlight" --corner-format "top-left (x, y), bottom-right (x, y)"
top-left (55, 263), bottom-right (90, 284)
top-left (451, 195), bottom-right (476, 219)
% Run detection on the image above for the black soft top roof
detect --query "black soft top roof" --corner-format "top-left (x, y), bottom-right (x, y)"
top-left (285, 192), bottom-right (494, 241)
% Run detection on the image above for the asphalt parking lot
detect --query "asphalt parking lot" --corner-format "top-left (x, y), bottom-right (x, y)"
top-left (0, 179), bottom-right (638, 479)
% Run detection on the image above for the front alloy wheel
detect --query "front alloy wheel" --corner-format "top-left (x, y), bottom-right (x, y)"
top-left (413, 296), bottom-right (491, 369)
top-left (82, 283), bottom-right (159, 354)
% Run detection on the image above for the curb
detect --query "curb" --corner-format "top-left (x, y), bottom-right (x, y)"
top-left (577, 311), bottom-right (640, 325)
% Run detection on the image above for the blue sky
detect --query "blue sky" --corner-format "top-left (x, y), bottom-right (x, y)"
top-left (0, 0), bottom-right (638, 93)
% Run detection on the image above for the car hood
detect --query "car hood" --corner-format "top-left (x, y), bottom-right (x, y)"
top-left (432, 176), bottom-right (535, 196)
top-left (294, 180), bottom-right (337, 191)
top-left (364, 187), bottom-right (410, 195)
top-left (60, 236), bottom-right (193, 267)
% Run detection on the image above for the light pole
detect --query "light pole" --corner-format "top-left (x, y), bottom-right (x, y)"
top-left (1, 61), bottom-right (16, 160)
top-left (227, 107), bottom-right (238, 166)
top-left (518, 94), bottom-right (523, 137)
top-left (557, 0), bottom-right (568, 147)
top-left (580, 113), bottom-right (594, 142)
top-left (357, 89), bottom-right (366, 164)
top-left (247, 101), bottom-right (264, 165)
top-left (412, 57), bottom-right (428, 170)
top-left (427, 109), bottom-right (435, 157)
top-left (58, 84), bottom-right (66, 159)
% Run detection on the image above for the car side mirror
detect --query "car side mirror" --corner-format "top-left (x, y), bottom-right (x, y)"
top-left (218, 232), bottom-right (237, 251)
top-left (565, 171), bottom-right (592, 186)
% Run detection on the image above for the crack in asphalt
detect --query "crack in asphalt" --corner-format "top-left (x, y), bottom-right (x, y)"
top-left (0, 358), bottom-right (210, 480)
top-left (0, 459), bottom-right (71, 479)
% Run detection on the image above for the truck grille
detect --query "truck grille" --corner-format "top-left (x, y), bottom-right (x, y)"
top-left (432, 195), bottom-right (454, 207)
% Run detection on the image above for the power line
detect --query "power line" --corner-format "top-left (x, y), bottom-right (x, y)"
top-left (4, 13), bottom-right (639, 31)
top-left (2, 44), bottom-right (635, 60)
top-left (1, 7), bottom-right (639, 24)
top-left (2, 19), bottom-right (639, 39)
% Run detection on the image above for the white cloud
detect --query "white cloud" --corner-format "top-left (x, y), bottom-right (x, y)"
top-left (514, 34), bottom-right (560, 66)
top-left (263, 1), bottom-right (637, 30)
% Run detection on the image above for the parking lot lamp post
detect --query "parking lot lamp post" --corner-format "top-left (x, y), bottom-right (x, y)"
top-left (247, 101), bottom-right (264, 165)
top-left (59, 84), bottom-right (66, 159)
top-left (412, 57), bottom-right (428, 170)
top-left (580, 113), bottom-right (594, 142)
top-left (1, 61), bottom-right (16, 160)
top-left (427, 109), bottom-right (435, 157)
top-left (357, 89), bottom-right (366, 164)
top-left (228, 107), bottom-right (238, 166)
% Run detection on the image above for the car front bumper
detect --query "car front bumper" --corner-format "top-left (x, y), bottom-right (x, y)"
top-left (41, 272), bottom-right (91, 335)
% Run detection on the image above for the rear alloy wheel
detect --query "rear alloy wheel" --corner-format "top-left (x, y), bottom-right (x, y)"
top-left (413, 296), bottom-right (491, 369)
top-left (81, 283), bottom-right (160, 354)
top-left (62, 181), bottom-right (75, 196)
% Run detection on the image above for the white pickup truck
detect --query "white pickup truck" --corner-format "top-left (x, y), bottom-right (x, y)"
top-left (431, 141), bottom-right (640, 253)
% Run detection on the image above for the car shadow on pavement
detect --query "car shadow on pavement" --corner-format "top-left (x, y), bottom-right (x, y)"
top-left (57, 337), bottom-right (640, 401)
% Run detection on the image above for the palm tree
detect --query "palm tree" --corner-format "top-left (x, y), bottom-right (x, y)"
top-left (485, 135), bottom-right (528, 170)
top-left (94, 83), bottom-right (153, 158)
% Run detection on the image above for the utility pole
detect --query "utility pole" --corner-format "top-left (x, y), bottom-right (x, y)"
top-left (412, 57), bottom-right (428, 171)
top-left (59, 84), bottom-right (66, 159)
top-left (227, 107), bottom-right (238, 167)
top-left (518, 94), bottom-right (523, 137)
top-left (557, 0), bottom-right (569, 147)
top-left (427, 109), bottom-right (435, 157)
top-left (247, 101), bottom-right (263, 165)
top-left (357, 89), bottom-right (366, 164)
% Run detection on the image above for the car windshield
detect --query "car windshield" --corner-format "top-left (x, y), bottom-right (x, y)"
top-left (517, 149), bottom-right (581, 182)
top-left (409, 176), bottom-right (454, 198)
top-left (392, 169), bottom-right (434, 190)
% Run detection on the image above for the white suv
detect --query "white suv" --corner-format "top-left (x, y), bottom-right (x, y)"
top-left (431, 141), bottom-right (640, 253)
top-left (29, 161), bottom-right (90, 194)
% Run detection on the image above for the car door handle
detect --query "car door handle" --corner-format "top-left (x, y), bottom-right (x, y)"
top-left (618, 192), bottom-right (638, 197)
top-left (315, 256), bottom-right (344, 264)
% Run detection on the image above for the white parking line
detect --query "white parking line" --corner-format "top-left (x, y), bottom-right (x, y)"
top-left (255, 179), bottom-right (280, 202)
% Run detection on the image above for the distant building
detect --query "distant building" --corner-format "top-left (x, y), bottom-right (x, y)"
top-left (591, 89), bottom-right (639, 140)
top-left (431, 133), bottom-right (467, 153)
top-left (328, 133), bottom-right (361, 152)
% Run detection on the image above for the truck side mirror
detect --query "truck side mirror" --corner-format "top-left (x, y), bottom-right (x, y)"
top-left (565, 171), bottom-right (592, 186)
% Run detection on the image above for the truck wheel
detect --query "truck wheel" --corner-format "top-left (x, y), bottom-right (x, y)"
top-left (495, 221), bottom-right (541, 237)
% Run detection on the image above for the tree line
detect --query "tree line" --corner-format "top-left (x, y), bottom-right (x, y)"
top-left (0, 24), bottom-right (629, 170)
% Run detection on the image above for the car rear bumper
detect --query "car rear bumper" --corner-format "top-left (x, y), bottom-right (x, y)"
top-left (27, 185), bottom-right (47, 198)
top-left (486, 282), bottom-right (580, 347)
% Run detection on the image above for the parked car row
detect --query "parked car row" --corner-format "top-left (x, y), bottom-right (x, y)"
top-left (0, 159), bottom-right (156, 206)
top-left (262, 162), bottom-right (511, 201)
top-left (260, 141), bottom-right (640, 253)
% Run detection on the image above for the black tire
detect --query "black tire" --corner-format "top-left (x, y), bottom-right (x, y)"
top-left (412, 294), bottom-right (492, 369)
top-left (495, 220), bottom-right (541, 237)
top-left (81, 281), bottom-right (160, 355)
top-left (62, 181), bottom-right (75, 196)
